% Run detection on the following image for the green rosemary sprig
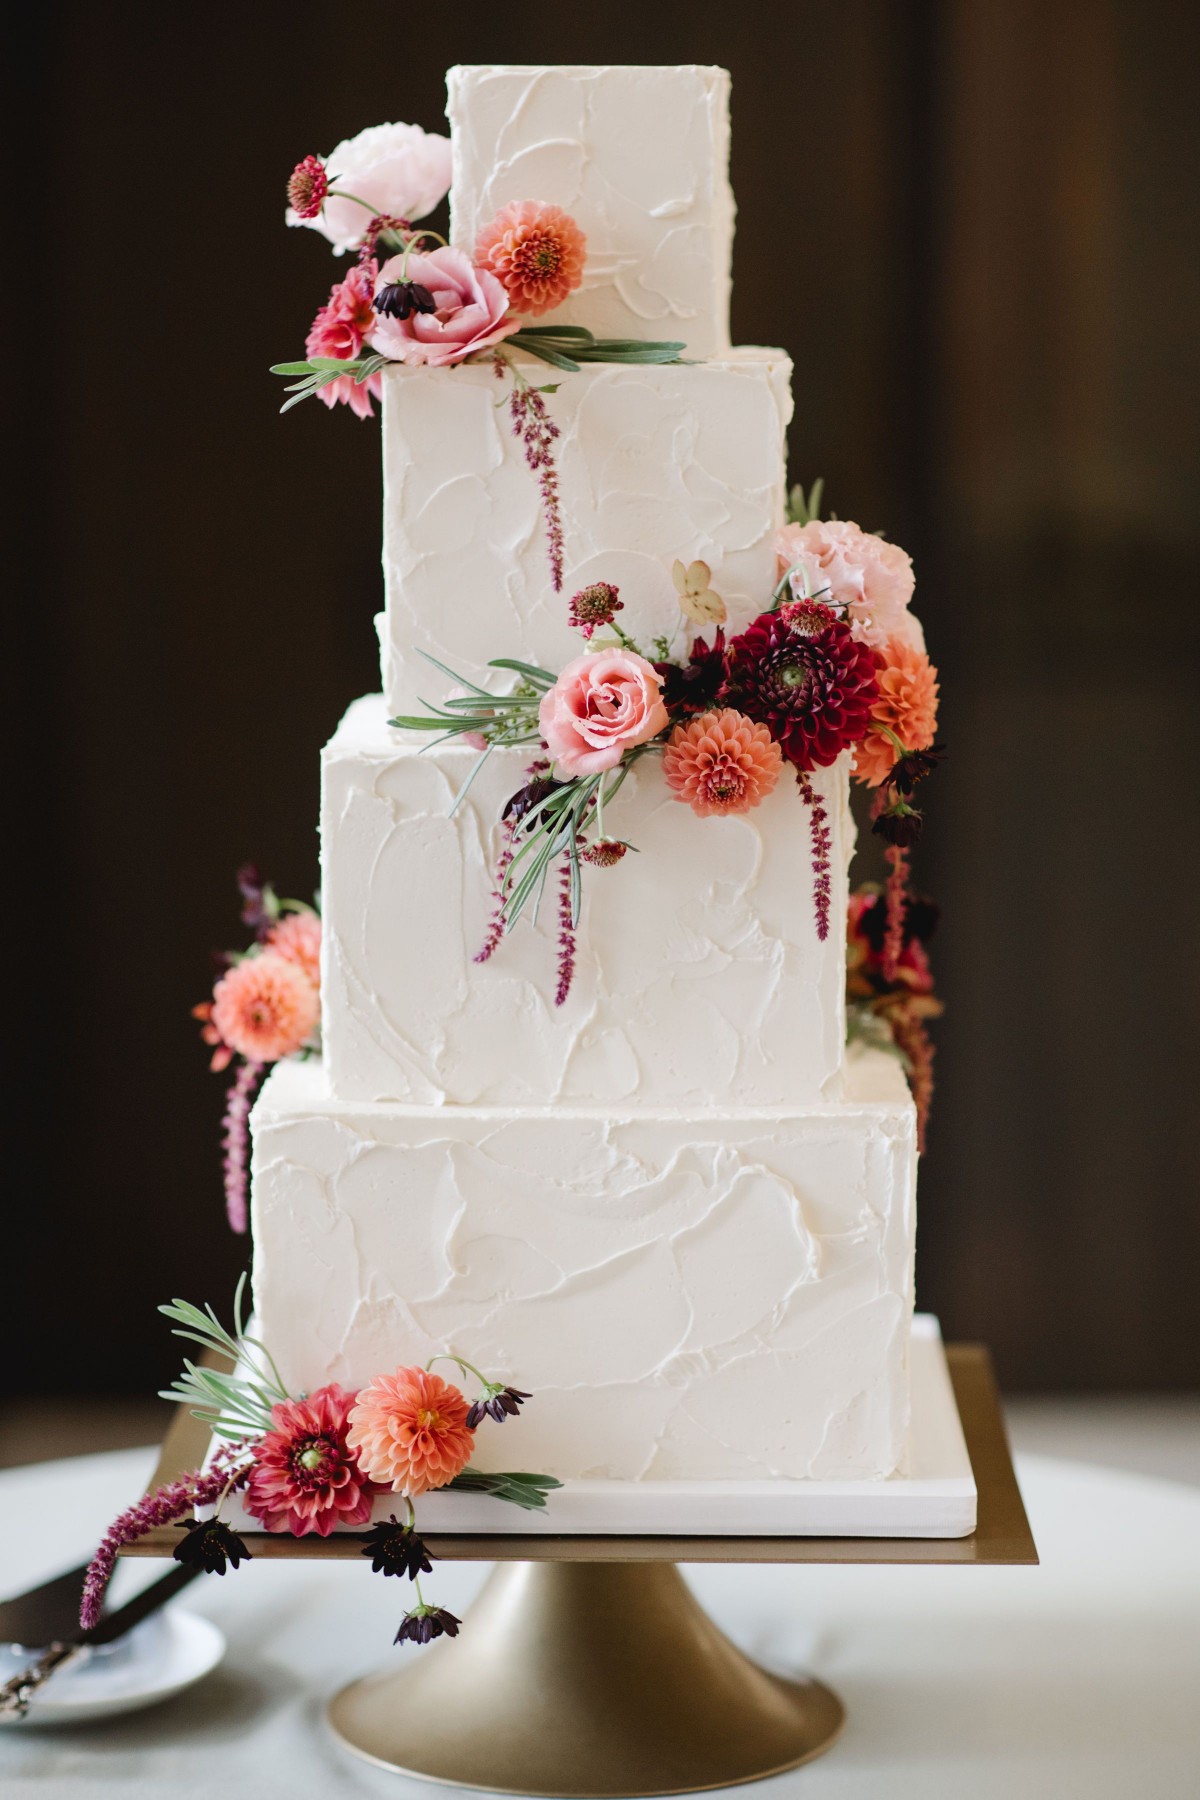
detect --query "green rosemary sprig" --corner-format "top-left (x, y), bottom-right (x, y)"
top-left (508, 325), bottom-right (687, 372)
top-left (446, 1470), bottom-right (562, 1511)
top-left (270, 353), bottom-right (388, 413)
top-left (157, 1273), bottom-right (290, 1441)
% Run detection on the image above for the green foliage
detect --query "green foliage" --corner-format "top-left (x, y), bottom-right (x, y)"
top-left (786, 478), bottom-right (825, 526)
top-left (447, 1470), bottom-right (563, 1510)
top-left (270, 354), bottom-right (388, 413)
top-left (157, 1274), bottom-right (289, 1441)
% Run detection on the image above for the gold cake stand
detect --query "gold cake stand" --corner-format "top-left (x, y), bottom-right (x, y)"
top-left (122, 1344), bottom-right (1036, 1796)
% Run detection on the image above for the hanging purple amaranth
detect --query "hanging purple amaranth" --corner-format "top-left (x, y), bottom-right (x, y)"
top-left (80, 1443), bottom-right (252, 1630)
top-left (222, 1058), bottom-right (265, 1233)
top-left (554, 855), bottom-right (577, 1006)
top-left (892, 1009), bottom-right (935, 1153)
top-left (474, 810), bottom-right (518, 966)
top-left (881, 840), bottom-right (911, 984)
top-left (795, 769), bottom-right (833, 941)
top-left (506, 377), bottom-right (564, 592)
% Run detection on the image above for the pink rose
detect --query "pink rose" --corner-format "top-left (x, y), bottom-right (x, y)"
top-left (287, 122), bottom-right (452, 254)
top-left (539, 650), bottom-right (670, 777)
top-left (370, 247), bottom-right (519, 368)
top-left (776, 520), bottom-right (921, 651)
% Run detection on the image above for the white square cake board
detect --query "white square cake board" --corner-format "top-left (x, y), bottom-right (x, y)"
top-left (216, 1314), bottom-right (977, 1541)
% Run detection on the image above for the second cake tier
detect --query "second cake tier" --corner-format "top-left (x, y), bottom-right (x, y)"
top-left (322, 695), bottom-right (853, 1108)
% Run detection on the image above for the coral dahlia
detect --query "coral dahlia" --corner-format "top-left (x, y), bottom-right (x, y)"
top-left (209, 950), bottom-right (319, 1064)
top-left (475, 201), bottom-right (587, 317)
top-left (854, 638), bottom-right (940, 787)
top-left (662, 709), bottom-right (782, 817)
top-left (245, 1384), bottom-right (378, 1536)
top-left (720, 609), bottom-right (878, 772)
top-left (347, 1368), bottom-right (475, 1497)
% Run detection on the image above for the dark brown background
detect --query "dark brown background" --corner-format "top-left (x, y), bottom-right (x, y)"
top-left (8, 1), bottom-right (1199, 1409)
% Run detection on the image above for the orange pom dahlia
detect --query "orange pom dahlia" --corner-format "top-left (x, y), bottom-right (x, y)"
top-left (346, 1367), bottom-right (476, 1496)
top-left (662, 708), bottom-right (783, 818)
top-left (209, 950), bottom-right (319, 1064)
top-left (855, 637), bottom-right (940, 787)
top-left (475, 200), bottom-right (587, 317)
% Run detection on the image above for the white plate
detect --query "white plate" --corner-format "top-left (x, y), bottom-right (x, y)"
top-left (1, 1608), bottom-right (225, 1727)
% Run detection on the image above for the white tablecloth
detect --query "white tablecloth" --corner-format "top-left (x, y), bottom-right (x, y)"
top-left (2, 1446), bottom-right (1199, 1797)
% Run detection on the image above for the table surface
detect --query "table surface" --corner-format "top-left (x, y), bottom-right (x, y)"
top-left (2, 1441), bottom-right (1199, 1798)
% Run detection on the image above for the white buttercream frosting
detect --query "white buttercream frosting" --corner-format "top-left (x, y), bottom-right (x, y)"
top-left (380, 352), bottom-right (793, 717)
top-left (250, 1045), bottom-right (916, 1482)
top-left (447, 64), bottom-right (734, 358)
top-left (321, 695), bottom-right (852, 1109)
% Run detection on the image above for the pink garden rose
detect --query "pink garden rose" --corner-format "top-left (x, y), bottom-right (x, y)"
top-left (539, 649), bottom-right (670, 777)
top-left (776, 519), bottom-right (921, 651)
top-left (370, 246), bottom-right (518, 367)
top-left (287, 122), bottom-right (452, 253)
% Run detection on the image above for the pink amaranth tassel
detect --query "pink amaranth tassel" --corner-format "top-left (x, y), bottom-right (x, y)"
top-left (882, 841), bottom-right (910, 983)
top-left (222, 1059), bottom-right (264, 1234)
top-left (795, 769), bottom-right (833, 941)
top-left (80, 1444), bottom-right (252, 1630)
top-left (475, 811), bottom-right (519, 965)
top-left (554, 855), bottom-right (577, 1006)
top-left (507, 381), bottom-right (564, 592)
top-left (892, 1010), bottom-right (935, 1153)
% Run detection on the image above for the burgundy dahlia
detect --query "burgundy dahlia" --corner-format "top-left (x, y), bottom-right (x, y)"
top-left (720, 610), bottom-right (878, 771)
top-left (244, 1383), bottom-right (380, 1537)
top-left (287, 155), bottom-right (329, 220)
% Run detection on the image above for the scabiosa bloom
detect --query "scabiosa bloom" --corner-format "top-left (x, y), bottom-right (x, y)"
top-left (265, 910), bottom-right (322, 991)
top-left (583, 838), bottom-right (628, 868)
top-left (568, 581), bottom-right (622, 638)
top-left (244, 1384), bottom-right (378, 1537)
top-left (173, 1517), bottom-right (252, 1575)
top-left (475, 201), bottom-right (587, 316)
top-left (720, 609), bottom-right (878, 772)
top-left (395, 1606), bottom-right (461, 1646)
top-left (854, 638), bottom-right (940, 787)
top-left (209, 951), bottom-right (319, 1064)
top-left (662, 709), bottom-right (782, 818)
top-left (287, 154), bottom-right (329, 219)
top-left (347, 1368), bottom-right (476, 1497)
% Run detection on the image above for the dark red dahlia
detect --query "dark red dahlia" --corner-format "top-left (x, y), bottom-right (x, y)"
top-left (287, 155), bottom-right (329, 220)
top-left (719, 610), bottom-right (878, 771)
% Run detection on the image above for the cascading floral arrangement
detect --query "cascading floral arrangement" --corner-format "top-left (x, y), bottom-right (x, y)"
top-left (273, 122), bottom-right (686, 593)
top-left (80, 1275), bottom-right (558, 1648)
top-left (393, 483), bottom-right (945, 1057)
top-left (192, 867), bottom-right (321, 1234)
top-left (846, 885), bottom-right (943, 1149)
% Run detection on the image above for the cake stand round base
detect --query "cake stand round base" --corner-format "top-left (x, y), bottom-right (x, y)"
top-left (326, 1559), bottom-right (844, 1796)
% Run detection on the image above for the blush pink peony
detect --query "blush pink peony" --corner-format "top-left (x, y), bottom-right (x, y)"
top-left (287, 121), bottom-right (452, 253)
top-left (209, 950), bottom-right (319, 1064)
top-left (776, 520), bottom-right (921, 651)
top-left (539, 650), bottom-right (670, 777)
top-left (370, 246), bottom-right (519, 367)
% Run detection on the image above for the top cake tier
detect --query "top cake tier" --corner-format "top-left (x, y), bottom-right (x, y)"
top-left (447, 65), bottom-right (734, 360)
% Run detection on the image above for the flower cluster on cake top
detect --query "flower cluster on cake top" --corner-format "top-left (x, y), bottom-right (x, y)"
top-left (80, 1278), bottom-right (558, 1653)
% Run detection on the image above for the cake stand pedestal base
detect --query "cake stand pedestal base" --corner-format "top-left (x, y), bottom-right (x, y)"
top-left (326, 1558), bottom-right (844, 1795)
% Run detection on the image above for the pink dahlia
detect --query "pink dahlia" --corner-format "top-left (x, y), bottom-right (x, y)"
top-left (305, 260), bottom-right (383, 417)
top-left (475, 201), bottom-right (587, 317)
top-left (209, 950), bottom-right (318, 1064)
top-left (245, 1384), bottom-right (378, 1537)
top-left (720, 608), bottom-right (879, 772)
top-left (854, 638), bottom-right (940, 787)
top-left (347, 1368), bottom-right (475, 1497)
top-left (370, 246), bottom-right (518, 367)
top-left (776, 519), bottom-right (919, 650)
top-left (662, 709), bottom-right (782, 817)
top-left (266, 910), bottom-right (322, 990)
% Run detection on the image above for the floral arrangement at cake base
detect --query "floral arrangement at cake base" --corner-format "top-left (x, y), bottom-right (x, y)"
top-left (80, 1276), bottom-right (559, 1649)
top-left (846, 884), bottom-right (944, 1148)
top-left (393, 485), bottom-right (944, 1018)
top-left (193, 867), bottom-right (321, 1234)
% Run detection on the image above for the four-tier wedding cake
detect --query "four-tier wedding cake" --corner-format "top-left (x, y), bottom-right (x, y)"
top-left (250, 64), bottom-right (921, 1487)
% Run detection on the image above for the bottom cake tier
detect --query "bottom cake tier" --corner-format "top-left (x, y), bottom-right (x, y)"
top-left (250, 1046), bottom-right (917, 1483)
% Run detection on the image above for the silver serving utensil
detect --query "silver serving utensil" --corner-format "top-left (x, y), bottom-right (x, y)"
top-left (0, 1563), bottom-right (199, 1718)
